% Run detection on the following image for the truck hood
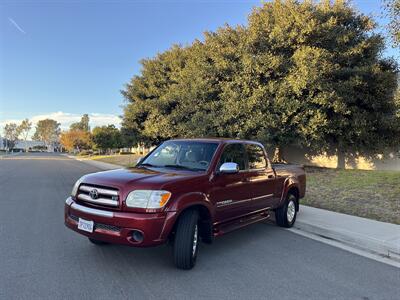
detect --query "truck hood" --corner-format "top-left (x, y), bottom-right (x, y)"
top-left (81, 167), bottom-right (203, 191)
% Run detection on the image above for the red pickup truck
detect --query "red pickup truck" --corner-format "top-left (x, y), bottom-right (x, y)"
top-left (65, 138), bottom-right (306, 269)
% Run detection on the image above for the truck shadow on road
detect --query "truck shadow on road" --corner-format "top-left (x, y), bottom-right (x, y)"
top-left (74, 220), bottom-right (287, 272)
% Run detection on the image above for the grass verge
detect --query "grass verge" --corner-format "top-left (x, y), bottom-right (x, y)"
top-left (302, 167), bottom-right (400, 224)
top-left (89, 154), bottom-right (141, 168)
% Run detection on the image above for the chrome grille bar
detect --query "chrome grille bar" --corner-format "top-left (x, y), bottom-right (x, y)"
top-left (79, 185), bottom-right (118, 196)
top-left (77, 194), bottom-right (119, 207)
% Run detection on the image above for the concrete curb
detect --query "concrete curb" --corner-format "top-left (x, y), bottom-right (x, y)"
top-left (294, 206), bottom-right (400, 261)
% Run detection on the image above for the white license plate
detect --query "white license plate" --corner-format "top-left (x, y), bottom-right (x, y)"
top-left (78, 218), bottom-right (94, 233)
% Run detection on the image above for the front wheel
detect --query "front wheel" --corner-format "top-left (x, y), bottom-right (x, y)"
top-left (173, 209), bottom-right (199, 270)
top-left (275, 193), bottom-right (297, 228)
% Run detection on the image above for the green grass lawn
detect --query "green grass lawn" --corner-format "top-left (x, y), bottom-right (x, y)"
top-left (302, 167), bottom-right (400, 224)
top-left (90, 154), bottom-right (141, 168)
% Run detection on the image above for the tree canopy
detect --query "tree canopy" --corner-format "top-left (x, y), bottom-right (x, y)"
top-left (92, 125), bottom-right (122, 152)
top-left (32, 119), bottom-right (61, 147)
top-left (384, 0), bottom-right (400, 47)
top-left (121, 0), bottom-right (399, 159)
top-left (70, 114), bottom-right (90, 132)
top-left (60, 129), bottom-right (91, 152)
top-left (18, 119), bottom-right (32, 142)
top-left (3, 123), bottom-right (20, 150)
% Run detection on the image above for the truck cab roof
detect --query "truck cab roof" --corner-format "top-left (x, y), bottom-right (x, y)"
top-left (168, 137), bottom-right (264, 146)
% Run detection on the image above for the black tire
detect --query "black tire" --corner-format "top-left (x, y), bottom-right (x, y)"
top-left (88, 237), bottom-right (108, 245)
top-left (173, 209), bottom-right (199, 270)
top-left (275, 193), bottom-right (297, 228)
top-left (199, 219), bottom-right (213, 244)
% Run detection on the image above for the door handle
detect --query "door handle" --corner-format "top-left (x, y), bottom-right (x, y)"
top-left (268, 174), bottom-right (274, 179)
top-left (242, 178), bottom-right (251, 182)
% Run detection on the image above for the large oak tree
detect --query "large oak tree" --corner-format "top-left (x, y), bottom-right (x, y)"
top-left (121, 0), bottom-right (399, 164)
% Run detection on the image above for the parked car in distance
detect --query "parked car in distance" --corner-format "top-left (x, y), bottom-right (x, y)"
top-left (65, 138), bottom-right (306, 269)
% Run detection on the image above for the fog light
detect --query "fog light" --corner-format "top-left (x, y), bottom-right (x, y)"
top-left (132, 230), bottom-right (144, 243)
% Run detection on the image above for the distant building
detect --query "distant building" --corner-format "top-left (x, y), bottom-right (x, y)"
top-left (0, 137), bottom-right (47, 151)
top-left (16, 140), bottom-right (47, 150)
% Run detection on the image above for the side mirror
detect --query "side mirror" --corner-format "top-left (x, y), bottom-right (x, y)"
top-left (219, 162), bottom-right (239, 174)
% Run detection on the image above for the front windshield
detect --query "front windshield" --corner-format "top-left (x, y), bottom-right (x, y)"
top-left (140, 141), bottom-right (219, 171)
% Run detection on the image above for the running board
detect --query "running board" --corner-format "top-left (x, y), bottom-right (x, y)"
top-left (213, 211), bottom-right (270, 237)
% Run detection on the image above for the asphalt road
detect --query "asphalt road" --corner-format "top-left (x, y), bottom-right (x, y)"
top-left (0, 153), bottom-right (399, 300)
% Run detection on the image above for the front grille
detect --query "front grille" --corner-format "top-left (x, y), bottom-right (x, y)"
top-left (95, 223), bottom-right (121, 232)
top-left (69, 214), bottom-right (79, 222)
top-left (69, 214), bottom-right (121, 233)
top-left (77, 184), bottom-right (119, 208)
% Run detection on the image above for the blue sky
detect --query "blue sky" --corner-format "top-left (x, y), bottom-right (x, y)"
top-left (0, 0), bottom-right (398, 135)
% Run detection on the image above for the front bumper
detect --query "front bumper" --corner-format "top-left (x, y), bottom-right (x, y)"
top-left (64, 197), bottom-right (177, 247)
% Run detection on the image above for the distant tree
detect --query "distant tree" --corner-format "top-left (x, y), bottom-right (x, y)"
top-left (60, 131), bottom-right (75, 152)
top-left (383, 0), bottom-right (400, 47)
top-left (70, 114), bottom-right (90, 132)
top-left (3, 123), bottom-right (20, 150)
top-left (18, 119), bottom-right (32, 152)
top-left (92, 125), bottom-right (122, 153)
top-left (121, 0), bottom-right (399, 167)
top-left (32, 119), bottom-right (61, 149)
top-left (60, 129), bottom-right (91, 152)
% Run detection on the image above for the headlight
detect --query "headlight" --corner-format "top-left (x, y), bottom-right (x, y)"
top-left (126, 190), bottom-right (171, 209)
top-left (71, 176), bottom-right (85, 197)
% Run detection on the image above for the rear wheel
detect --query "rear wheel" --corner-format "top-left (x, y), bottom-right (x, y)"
top-left (88, 238), bottom-right (108, 245)
top-left (173, 209), bottom-right (199, 270)
top-left (275, 193), bottom-right (297, 228)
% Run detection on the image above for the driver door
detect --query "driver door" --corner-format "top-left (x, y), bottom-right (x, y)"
top-left (209, 143), bottom-right (251, 223)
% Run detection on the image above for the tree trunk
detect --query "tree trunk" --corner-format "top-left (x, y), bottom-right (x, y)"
top-left (336, 149), bottom-right (346, 169)
top-left (272, 147), bottom-right (285, 163)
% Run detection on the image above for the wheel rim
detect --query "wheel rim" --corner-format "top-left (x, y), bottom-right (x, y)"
top-left (192, 224), bottom-right (198, 257)
top-left (287, 200), bottom-right (296, 223)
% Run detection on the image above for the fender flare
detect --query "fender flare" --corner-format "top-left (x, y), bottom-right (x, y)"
top-left (278, 176), bottom-right (300, 208)
top-left (167, 192), bottom-right (214, 218)
top-left (160, 192), bottom-right (214, 240)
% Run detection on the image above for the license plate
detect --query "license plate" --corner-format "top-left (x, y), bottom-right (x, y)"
top-left (78, 218), bottom-right (94, 233)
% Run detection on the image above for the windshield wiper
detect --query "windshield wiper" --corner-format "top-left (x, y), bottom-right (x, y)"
top-left (162, 164), bottom-right (204, 171)
top-left (136, 163), bottom-right (158, 168)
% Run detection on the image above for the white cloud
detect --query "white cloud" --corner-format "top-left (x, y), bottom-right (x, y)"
top-left (0, 111), bottom-right (121, 139)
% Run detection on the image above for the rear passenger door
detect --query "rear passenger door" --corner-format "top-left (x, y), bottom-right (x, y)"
top-left (242, 144), bottom-right (276, 211)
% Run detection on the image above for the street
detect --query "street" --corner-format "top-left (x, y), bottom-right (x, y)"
top-left (0, 153), bottom-right (399, 300)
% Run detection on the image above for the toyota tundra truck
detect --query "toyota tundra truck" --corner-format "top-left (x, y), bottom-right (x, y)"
top-left (65, 138), bottom-right (306, 269)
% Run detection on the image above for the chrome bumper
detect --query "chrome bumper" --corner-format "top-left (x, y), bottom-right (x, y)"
top-left (65, 197), bottom-right (113, 218)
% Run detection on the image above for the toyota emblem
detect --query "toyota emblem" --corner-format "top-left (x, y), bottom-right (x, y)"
top-left (89, 189), bottom-right (99, 199)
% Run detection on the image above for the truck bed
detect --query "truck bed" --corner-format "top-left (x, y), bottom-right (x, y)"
top-left (272, 163), bottom-right (306, 199)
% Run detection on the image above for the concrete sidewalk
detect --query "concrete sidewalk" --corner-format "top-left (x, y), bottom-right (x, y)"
top-left (294, 205), bottom-right (400, 261)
